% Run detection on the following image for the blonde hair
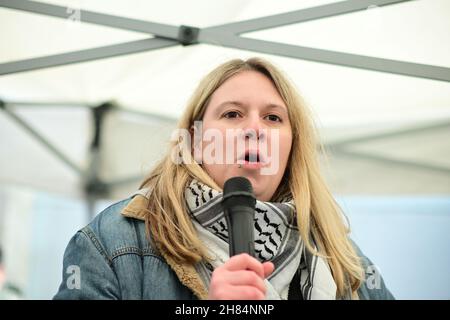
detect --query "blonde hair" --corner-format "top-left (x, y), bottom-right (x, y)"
top-left (140, 57), bottom-right (364, 298)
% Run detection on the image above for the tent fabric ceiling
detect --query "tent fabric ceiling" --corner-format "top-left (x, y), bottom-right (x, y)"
top-left (0, 0), bottom-right (448, 124)
top-left (0, 0), bottom-right (449, 199)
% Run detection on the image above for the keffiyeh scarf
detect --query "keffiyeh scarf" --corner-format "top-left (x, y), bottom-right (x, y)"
top-left (185, 179), bottom-right (343, 300)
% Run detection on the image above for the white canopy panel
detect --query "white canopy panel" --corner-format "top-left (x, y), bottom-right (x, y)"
top-left (0, 0), bottom-right (448, 199)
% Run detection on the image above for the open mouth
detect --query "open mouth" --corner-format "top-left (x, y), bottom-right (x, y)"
top-left (238, 149), bottom-right (267, 168)
top-left (244, 151), bottom-right (260, 163)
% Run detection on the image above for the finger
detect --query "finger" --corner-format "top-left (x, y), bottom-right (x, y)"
top-left (262, 262), bottom-right (275, 278)
top-left (224, 270), bottom-right (267, 294)
top-left (224, 254), bottom-right (264, 278)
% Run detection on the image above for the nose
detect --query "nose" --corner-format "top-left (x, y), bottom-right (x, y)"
top-left (242, 112), bottom-right (265, 142)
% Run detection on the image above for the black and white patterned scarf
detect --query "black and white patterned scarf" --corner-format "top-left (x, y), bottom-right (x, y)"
top-left (185, 179), bottom-right (341, 300)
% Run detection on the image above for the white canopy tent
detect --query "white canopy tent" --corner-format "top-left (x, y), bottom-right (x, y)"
top-left (0, 0), bottom-right (449, 206)
top-left (0, 0), bottom-right (449, 300)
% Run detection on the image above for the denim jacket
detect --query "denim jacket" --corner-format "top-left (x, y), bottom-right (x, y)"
top-left (53, 192), bottom-right (395, 300)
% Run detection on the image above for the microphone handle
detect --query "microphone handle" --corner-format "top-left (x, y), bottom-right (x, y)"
top-left (225, 205), bottom-right (255, 257)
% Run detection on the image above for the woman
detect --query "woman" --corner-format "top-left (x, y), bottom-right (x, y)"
top-left (54, 57), bottom-right (394, 300)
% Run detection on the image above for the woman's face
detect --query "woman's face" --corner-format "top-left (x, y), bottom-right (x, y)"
top-left (197, 70), bottom-right (292, 201)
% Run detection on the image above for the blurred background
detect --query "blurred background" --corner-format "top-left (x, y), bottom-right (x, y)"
top-left (0, 0), bottom-right (449, 299)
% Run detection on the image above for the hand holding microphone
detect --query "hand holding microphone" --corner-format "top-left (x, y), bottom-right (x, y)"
top-left (207, 177), bottom-right (274, 300)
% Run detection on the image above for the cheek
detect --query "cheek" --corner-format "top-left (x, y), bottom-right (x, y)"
top-left (268, 130), bottom-right (292, 160)
top-left (278, 131), bottom-right (292, 166)
top-left (198, 124), bottom-right (231, 178)
top-left (200, 124), bottom-right (228, 155)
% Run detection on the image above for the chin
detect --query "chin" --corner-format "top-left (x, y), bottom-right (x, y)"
top-left (249, 183), bottom-right (268, 201)
top-left (225, 172), bottom-right (272, 200)
top-left (254, 193), bottom-right (271, 202)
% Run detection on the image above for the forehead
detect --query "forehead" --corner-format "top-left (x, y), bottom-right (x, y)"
top-left (208, 70), bottom-right (286, 108)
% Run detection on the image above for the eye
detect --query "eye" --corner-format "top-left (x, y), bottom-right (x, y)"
top-left (223, 111), bottom-right (241, 119)
top-left (265, 114), bottom-right (282, 122)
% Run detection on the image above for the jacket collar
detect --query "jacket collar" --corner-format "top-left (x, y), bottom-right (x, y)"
top-left (120, 189), bottom-right (150, 221)
top-left (120, 189), bottom-right (208, 300)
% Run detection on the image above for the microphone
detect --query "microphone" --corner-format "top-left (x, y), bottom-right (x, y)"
top-left (222, 176), bottom-right (256, 257)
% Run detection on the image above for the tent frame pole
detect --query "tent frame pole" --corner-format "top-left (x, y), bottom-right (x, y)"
top-left (0, 0), bottom-right (449, 82)
top-left (0, 101), bottom-right (83, 175)
top-left (0, 0), bottom-right (449, 203)
top-left (0, 38), bottom-right (179, 75)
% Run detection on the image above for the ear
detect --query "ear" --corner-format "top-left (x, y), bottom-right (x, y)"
top-left (189, 125), bottom-right (196, 150)
top-left (190, 124), bottom-right (202, 164)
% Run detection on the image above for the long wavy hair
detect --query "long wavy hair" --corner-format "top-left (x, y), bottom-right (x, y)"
top-left (140, 57), bottom-right (364, 298)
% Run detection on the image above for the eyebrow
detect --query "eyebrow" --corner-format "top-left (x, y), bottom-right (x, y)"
top-left (265, 103), bottom-right (288, 115)
top-left (215, 100), bottom-right (288, 115)
top-left (215, 100), bottom-right (245, 111)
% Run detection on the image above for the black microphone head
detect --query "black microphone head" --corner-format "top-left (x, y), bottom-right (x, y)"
top-left (224, 176), bottom-right (253, 194)
top-left (222, 176), bottom-right (256, 209)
